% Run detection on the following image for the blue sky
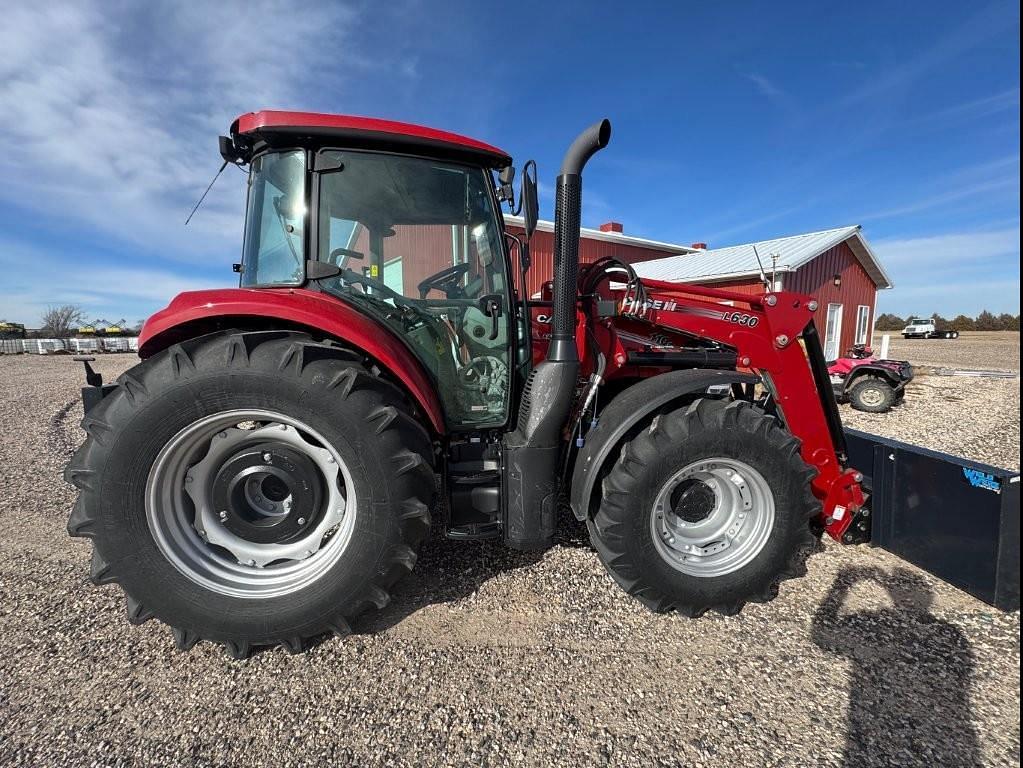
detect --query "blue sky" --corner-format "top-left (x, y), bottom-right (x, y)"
top-left (0, 0), bottom-right (1018, 325)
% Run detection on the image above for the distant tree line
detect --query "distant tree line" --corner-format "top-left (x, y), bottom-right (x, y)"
top-left (27, 305), bottom-right (144, 338)
top-left (874, 311), bottom-right (1021, 332)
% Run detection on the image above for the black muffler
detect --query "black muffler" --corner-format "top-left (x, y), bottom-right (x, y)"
top-left (503, 119), bottom-right (611, 550)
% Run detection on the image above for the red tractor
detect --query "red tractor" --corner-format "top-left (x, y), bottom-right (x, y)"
top-left (66, 112), bottom-right (873, 657)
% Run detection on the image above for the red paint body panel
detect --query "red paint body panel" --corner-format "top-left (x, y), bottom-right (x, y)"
top-left (138, 288), bottom-right (446, 433)
top-left (234, 111), bottom-right (511, 167)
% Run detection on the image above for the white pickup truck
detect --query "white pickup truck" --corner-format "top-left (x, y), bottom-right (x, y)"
top-left (902, 317), bottom-right (960, 339)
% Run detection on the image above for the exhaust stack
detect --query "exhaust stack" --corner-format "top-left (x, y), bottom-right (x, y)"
top-left (503, 119), bottom-right (611, 551)
top-left (548, 119), bottom-right (612, 363)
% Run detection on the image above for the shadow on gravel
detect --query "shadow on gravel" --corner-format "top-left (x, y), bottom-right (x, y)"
top-left (351, 510), bottom-right (592, 636)
top-left (811, 567), bottom-right (981, 767)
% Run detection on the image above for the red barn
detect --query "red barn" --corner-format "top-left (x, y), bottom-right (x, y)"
top-left (502, 216), bottom-right (699, 298)
top-left (504, 217), bottom-right (892, 360)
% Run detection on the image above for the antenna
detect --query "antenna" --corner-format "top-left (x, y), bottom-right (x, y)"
top-left (752, 245), bottom-right (771, 290)
top-left (184, 160), bottom-right (229, 226)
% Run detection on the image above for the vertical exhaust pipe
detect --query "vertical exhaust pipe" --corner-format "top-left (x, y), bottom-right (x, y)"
top-left (503, 119), bottom-right (611, 551)
top-left (548, 119), bottom-right (612, 363)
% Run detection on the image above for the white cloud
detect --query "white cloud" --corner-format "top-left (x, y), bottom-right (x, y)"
top-left (874, 226), bottom-right (1021, 316)
top-left (876, 276), bottom-right (1020, 317)
top-left (0, 0), bottom-right (358, 262)
top-left (874, 226), bottom-right (1021, 268)
top-left (0, 234), bottom-right (226, 325)
top-left (743, 72), bottom-right (785, 101)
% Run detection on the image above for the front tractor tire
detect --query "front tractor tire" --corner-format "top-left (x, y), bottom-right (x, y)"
top-left (588, 399), bottom-right (819, 616)
top-left (65, 331), bottom-right (434, 657)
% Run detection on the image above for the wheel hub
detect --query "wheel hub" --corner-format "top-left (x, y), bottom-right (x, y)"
top-left (146, 410), bottom-right (358, 598)
top-left (670, 479), bottom-right (717, 523)
top-left (860, 387), bottom-right (884, 407)
top-left (211, 442), bottom-right (323, 545)
top-left (650, 458), bottom-right (775, 578)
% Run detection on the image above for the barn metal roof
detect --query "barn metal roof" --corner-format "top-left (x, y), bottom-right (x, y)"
top-left (503, 215), bottom-right (700, 254)
top-left (632, 225), bottom-right (893, 289)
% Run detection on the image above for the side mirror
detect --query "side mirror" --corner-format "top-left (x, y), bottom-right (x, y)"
top-left (498, 166), bottom-right (516, 203)
top-left (520, 161), bottom-right (538, 240)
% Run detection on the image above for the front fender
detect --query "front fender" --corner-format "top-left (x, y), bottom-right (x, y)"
top-left (139, 288), bottom-right (446, 432)
top-left (569, 369), bottom-right (759, 521)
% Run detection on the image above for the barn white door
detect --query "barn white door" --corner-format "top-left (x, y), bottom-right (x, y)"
top-left (824, 303), bottom-right (843, 360)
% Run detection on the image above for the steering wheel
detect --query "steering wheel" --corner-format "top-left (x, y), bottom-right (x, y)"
top-left (417, 263), bottom-right (472, 299)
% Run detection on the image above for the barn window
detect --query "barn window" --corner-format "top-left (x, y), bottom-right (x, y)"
top-left (855, 305), bottom-right (870, 345)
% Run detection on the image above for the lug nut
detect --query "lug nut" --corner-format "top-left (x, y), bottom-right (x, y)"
top-left (219, 510), bottom-right (228, 521)
top-left (262, 452), bottom-right (272, 462)
top-left (297, 517), bottom-right (306, 525)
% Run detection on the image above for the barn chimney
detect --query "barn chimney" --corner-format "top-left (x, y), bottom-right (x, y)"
top-left (599, 221), bottom-right (623, 233)
top-left (691, 242), bottom-right (708, 250)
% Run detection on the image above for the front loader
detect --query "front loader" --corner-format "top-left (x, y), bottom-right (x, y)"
top-left (65, 112), bottom-right (1017, 658)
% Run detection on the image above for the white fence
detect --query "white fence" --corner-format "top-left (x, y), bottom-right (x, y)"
top-left (0, 337), bottom-right (140, 355)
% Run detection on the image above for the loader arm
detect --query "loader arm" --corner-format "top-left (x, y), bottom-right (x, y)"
top-left (625, 278), bottom-right (866, 542)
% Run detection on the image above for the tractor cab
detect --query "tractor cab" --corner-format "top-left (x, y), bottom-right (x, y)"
top-left (225, 111), bottom-right (521, 429)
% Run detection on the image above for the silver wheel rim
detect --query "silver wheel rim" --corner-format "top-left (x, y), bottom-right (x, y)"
top-left (859, 386), bottom-right (885, 407)
top-left (145, 409), bottom-right (357, 599)
top-left (650, 458), bottom-right (775, 578)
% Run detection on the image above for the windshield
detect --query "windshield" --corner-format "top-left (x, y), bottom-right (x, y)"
top-left (316, 150), bottom-right (511, 428)
top-left (240, 151), bottom-right (306, 286)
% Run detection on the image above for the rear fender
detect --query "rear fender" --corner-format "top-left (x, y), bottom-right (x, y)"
top-left (569, 369), bottom-right (759, 521)
top-left (139, 288), bottom-right (446, 433)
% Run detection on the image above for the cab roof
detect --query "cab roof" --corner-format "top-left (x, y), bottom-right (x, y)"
top-left (232, 110), bottom-right (512, 168)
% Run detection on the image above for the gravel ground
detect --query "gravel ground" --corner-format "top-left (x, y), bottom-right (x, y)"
top-left (847, 331), bottom-right (1020, 470)
top-left (0, 347), bottom-right (1019, 768)
top-left (871, 331), bottom-right (1020, 373)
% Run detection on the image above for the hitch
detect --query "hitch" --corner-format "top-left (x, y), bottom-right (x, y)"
top-left (74, 356), bottom-right (117, 414)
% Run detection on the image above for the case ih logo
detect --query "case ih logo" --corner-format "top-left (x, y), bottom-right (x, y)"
top-left (620, 297), bottom-right (679, 314)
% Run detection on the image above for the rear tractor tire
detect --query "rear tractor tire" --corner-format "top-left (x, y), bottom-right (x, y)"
top-left (587, 399), bottom-right (819, 617)
top-left (847, 376), bottom-right (896, 413)
top-left (65, 331), bottom-right (434, 657)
